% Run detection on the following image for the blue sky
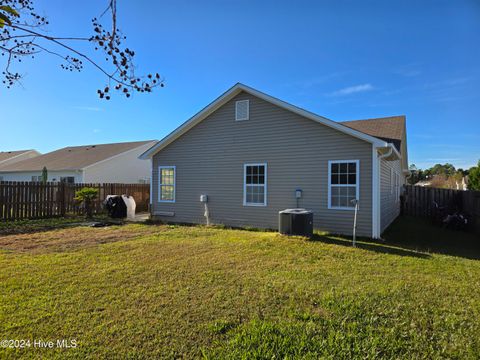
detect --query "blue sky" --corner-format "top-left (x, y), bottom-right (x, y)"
top-left (1, 0), bottom-right (479, 170)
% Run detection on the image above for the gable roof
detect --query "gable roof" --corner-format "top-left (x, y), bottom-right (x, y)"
top-left (140, 83), bottom-right (392, 159)
top-left (340, 116), bottom-right (405, 152)
top-left (0, 150), bottom-right (39, 163)
top-left (0, 141), bottom-right (156, 172)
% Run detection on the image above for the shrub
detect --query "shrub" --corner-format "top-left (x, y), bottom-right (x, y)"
top-left (74, 187), bottom-right (99, 219)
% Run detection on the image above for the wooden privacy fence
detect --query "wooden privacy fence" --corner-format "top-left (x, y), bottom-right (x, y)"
top-left (0, 182), bottom-right (150, 221)
top-left (402, 185), bottom-right (480, 234)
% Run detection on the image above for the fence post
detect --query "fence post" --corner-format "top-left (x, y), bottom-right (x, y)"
top-left (60, 182), bottom-right (66, 217)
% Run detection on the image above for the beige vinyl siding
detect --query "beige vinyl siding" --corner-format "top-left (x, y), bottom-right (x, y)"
top-left (152, 91), bottom-right (373, 236)
top-left (380, 158), bottom-right (403, 233)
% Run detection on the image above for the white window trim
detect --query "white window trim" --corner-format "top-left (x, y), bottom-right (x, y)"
top-left (158, 166), bottom-right (176, 203)
top-left (243, 163), bottom-right (267, 206)
top-left (235, 100), bottom-right (249, 121)
top-left (327, 159), bottom-right (360, 211)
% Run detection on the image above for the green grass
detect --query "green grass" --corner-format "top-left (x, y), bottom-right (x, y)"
top-left (0, 218), bottom-right (479, 359)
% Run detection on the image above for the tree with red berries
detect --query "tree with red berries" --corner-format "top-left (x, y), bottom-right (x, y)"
top-left (0, 0), bottom-right (163, 99)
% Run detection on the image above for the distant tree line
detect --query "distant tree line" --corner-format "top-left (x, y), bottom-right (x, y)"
top-left (408, 160), bottom-right (480, 191)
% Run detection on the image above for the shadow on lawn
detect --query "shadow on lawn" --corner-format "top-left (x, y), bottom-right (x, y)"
top-left (311, 216), bottom-right (480, 260)
top-left (309, 233), bottom-right (431, 259)
top-left (381, 216), bottom-right (480, 261)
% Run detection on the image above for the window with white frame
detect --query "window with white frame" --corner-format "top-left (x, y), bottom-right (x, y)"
top-left (31, 175), bottom-right (41, 182)
top-left (159, 166), bottom-right (175, 202)
top-left (235, 100), bottom-right (249, 121)
top-left (328, 160), bottom-right (359, 209)
top-left (244, 163), bottom-right (266, 206)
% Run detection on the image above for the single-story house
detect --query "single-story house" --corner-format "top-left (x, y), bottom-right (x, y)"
top-left (0, 150), bottom-right (41, 181)
top-left (0, 140), bottom-right (157, 184)
top-left (140, 83), bottom-right (409, 238)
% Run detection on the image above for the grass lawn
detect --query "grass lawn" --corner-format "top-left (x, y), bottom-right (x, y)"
top-left (0, 217), bottom-right (479, 359)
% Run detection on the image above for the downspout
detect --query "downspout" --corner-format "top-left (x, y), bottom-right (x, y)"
top-left (149, 158), bottom-right (153, 213)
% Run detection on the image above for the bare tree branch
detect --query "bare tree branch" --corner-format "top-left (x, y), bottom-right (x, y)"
top-left (0, 0), bottom-right (164, 98)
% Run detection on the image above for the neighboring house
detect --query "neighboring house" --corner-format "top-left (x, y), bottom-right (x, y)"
top-left (0, 150), bottom-right (41, 181)
top-left (140, 83), bottom-right (409, 238)
top-left (455, 176), bottom-right (468, 191)
top-left (0, 141), bottom-right (157, 184)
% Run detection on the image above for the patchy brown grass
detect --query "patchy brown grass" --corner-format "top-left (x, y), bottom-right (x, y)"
top-left (0, 224), bottom-right (163, 253)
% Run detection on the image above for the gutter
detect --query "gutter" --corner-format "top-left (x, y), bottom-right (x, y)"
top-left (379, 146), bottom-right (394, 160)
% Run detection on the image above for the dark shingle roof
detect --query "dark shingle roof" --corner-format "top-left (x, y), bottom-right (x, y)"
top-left (340, 116), bottom-right (405, 151)
top-left (0, 141), bottom-right (156, 172)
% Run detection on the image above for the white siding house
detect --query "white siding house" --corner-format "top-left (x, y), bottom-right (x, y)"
top-left (0, 141), bottom-right (157, 184)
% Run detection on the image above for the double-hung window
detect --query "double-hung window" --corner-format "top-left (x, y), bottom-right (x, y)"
top-left (328, 160), bottom-right (359, 210)
top-left (159, 166), bottom-right (175, 202)
top-left (244, 163), bottom-right (267, 206)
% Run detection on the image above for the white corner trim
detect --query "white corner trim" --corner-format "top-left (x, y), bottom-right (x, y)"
top-left (243, 163), bottom-right (267, 207)
top-left (139, 83), bottom-right (389, 159)
top-left (327, 159), bottom-right (360, 211)
top-left (158, 165), bottom-right (176, 203)
top-left (149, 158), bottom-right (153, 205)
top-left (372, 146), bottom-right (381, 239)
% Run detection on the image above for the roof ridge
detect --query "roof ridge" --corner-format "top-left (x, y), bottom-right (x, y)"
top-left (340, 115), bottom-right (405, 123)
top-left (59, 140), bottom-right (156, 150)
top-left (0, 149), bottom-right (36, 153)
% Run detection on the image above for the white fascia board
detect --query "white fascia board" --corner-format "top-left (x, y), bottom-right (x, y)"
top-left (139, 83), bottom-right (388, 159)
top-left (139, 85), bottom-right (245, 159)
top-left (242, 84), bottom-right (388, 147)
top-left (390, 144), bottom-right (402, 160)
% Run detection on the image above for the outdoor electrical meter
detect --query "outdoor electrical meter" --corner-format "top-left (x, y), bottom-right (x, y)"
top-left (200, 194), bottom-right (208, 203)
top-left (295, 189), bottom-right (302, 199)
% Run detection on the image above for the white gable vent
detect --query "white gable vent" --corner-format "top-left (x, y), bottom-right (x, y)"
top-left (235, 100), bottom-right (249, 121)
